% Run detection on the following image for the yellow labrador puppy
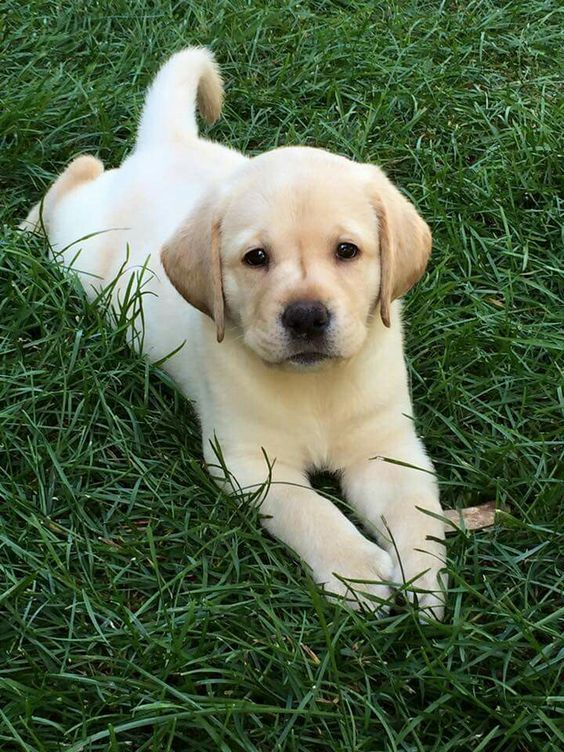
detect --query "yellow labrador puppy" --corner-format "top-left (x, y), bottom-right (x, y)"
top-left (23, 48), bottom-right (446, 617)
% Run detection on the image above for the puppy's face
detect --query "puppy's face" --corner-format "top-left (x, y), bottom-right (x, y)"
top-left (162, 147), bottom-right (432, 369)
top-left (220, 150), bottom-right (380, 367)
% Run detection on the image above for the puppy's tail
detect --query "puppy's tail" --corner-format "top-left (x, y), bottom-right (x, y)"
top-left (20, 155), bottom-right (104, 234)
top-left (136, 47), bottom-right (223, 150)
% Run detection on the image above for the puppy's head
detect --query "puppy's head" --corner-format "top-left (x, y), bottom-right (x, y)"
top-left (161, 147), bottom-right (431, 369)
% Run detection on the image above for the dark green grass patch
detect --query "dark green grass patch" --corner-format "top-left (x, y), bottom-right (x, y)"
top-left (1, 1), bottom-right (562, 750)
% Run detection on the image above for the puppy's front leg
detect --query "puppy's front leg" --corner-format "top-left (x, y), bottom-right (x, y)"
top-left (341, 434), bottom-right (447, 619)
top-left (214, 454), bottom-right (394, 610)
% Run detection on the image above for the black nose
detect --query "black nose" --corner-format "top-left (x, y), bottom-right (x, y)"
top-left (282, 300), bottom-right (331, 338)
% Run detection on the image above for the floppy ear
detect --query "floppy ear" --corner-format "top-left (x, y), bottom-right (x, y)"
top-left (368, 167), bottom-right (432, 327)
top-left (161, 194), bottom-right (225, 342)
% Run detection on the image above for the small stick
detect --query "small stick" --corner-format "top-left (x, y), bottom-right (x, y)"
top-left (444, 501), bottom-right (497, 533)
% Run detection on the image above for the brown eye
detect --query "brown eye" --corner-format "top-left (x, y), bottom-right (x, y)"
top-left (336, 242), bottom-right (360, 260)
top-left (243, 248), bottom-right (269, 267)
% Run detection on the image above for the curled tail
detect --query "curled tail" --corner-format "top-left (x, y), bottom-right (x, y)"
top-left (136, 47), bottom-right (223, 150)
top-left (20, 155), bottom-right (104, 234)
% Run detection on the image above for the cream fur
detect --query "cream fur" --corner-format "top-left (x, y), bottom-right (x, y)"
top-left (21, 47), bottom-right (446, 617)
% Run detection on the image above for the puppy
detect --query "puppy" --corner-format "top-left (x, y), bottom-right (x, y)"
top-left (22, 48), bottom-right (446, 617)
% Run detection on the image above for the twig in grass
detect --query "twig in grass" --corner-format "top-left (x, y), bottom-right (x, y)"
top-left (444, 501), bottom-right (497, 533)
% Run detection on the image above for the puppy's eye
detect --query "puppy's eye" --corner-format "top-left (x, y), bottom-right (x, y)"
top-left (243, 248), bottom-right (269, 267)
top-left (336, 242), bottom-right (360, 260)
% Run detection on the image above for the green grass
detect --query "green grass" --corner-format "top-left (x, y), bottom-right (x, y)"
top-left (1, 1), bottom-right (563, 750)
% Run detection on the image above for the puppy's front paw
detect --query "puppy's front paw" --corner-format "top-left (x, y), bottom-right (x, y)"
top-left (391, 544), bottom-right (447, 621)
top-left (315, 538), bottom-right (394, 613)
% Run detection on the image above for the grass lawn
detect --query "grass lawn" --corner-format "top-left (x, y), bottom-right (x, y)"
top-left (1, 1), bottom-right (562, 750)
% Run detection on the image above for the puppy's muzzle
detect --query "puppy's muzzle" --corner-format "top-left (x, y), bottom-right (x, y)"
top-left (282, 300), bottom-right (331, 340)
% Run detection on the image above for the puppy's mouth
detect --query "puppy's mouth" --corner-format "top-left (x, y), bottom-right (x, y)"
top-left (288, 351), bottom-right (329, 367)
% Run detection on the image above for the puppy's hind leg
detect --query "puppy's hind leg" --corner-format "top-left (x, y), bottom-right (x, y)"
top-left (135, 47), bottom-right (224, 151)
top-left (20, 155), bottom-right (104, 234)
